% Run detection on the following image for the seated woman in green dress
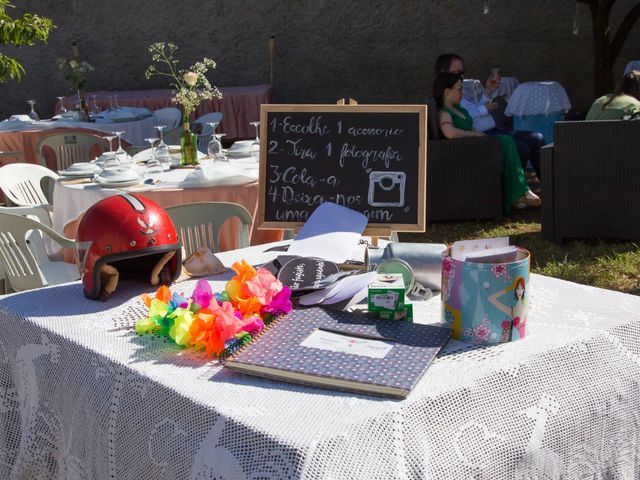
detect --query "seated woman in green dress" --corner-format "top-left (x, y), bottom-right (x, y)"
top-left (586, 70), bottom-right (640, 120)
top-left (433, 72), bottom-right (540, 211)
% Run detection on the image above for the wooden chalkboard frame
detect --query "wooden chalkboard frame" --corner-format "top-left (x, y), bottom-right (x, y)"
top-left (257, 104), bottom-right (427, 236)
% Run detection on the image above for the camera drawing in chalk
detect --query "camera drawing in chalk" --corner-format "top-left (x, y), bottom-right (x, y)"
top-left (368, 171), bottom-right (406, 207)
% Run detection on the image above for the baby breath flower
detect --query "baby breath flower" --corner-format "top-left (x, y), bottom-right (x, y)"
top-left (57, 57), bottom-right (94, 90)
top-left (145, 42), bottom-right (222, 117)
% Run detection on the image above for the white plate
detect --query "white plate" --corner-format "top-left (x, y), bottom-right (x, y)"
top-left (96, 168), bottom-right (139, 183)
top-left (228, 140), bottom-right (256, 152)
top-left (95, 179), bottom-right (142, 188)
top-left (65, 162), bottom-right (101, 173)
top-left (223, 149), bottom-right (258, 158)
top-left (59, 170), bottom-right (96, 177)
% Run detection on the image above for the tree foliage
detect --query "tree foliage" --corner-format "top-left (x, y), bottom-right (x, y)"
top-left (0, 0), bottom-right (54, 82)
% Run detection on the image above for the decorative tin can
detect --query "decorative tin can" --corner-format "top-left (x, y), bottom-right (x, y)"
top-left (441, 247), bottom-right (531, 345)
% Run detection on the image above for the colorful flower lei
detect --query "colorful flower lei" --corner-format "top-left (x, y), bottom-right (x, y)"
top-left (135, 260), bottom-right (292, 357)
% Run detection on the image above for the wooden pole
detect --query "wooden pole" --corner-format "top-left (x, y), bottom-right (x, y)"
top-left (71, 41), bottom-right (80, 60)
top-left (269, 35), bottom-right (276, 86)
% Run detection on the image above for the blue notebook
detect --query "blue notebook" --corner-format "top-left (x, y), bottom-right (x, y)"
top-left (225, 307), bottom-right (450, 398)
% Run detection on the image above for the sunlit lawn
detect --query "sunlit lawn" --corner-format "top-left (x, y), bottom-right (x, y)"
top-left (400, 209), bottom-right (640, 296)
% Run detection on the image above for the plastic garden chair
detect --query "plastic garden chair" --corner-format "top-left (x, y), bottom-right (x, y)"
top-left (35, 132), bottom-right (109, 171)
top-left (0, 210), bottom-right (79, 293)
top-left (152, 107), bottom-right (182, 129)
top-left (193, 112), bottom-right (223, 153)
top-left (0, 163), bottom-right (59, 206)
top-left (163, 125), bottom-right (183, 145)
top-left (164, 202), bottom-right (252, 256)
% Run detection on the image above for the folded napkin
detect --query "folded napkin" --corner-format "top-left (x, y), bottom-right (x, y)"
top-left (8, 114), bottom-right (33, 122)
top-left (95, 107), bottom-right (152, 122)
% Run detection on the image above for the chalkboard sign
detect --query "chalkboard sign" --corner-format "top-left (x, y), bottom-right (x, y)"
top-left (257, 104), bottom-right (427, 235)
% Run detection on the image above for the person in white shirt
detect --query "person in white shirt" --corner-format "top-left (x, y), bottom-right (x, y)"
top-left (434, 54), bottom-right (544, 183)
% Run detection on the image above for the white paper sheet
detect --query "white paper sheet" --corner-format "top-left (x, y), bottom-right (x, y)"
top-left (286, 202), bottom-right (368, 263)
top-left (451, 236), bottom-right (509, 261)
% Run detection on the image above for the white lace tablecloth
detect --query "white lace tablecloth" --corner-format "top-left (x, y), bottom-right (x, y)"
top-left (624, 60), bottom-right (640, 75)
top-left (505, 81), bottom-right (572, 116)
top-left (2, 241), bottom-right (640, 479)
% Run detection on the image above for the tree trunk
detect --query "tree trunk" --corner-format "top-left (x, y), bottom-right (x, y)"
top-left (590, 1), bottom-right (615, 96)
top-left (581, 0), bottom-right (640, 97)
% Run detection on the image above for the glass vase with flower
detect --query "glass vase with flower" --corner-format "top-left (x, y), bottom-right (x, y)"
top-left (56, 57), bottom-right (94, 122)
top-left (145, 43), bottom-right (222, 166)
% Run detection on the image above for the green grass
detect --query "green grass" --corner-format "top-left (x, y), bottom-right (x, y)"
top-left (399, 210), bottom-right (640, 296)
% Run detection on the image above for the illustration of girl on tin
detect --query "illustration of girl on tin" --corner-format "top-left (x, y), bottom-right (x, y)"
top-left (489, 276), bottom-right (528, 341)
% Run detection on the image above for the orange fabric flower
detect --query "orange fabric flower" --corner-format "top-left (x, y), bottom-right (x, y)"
top-left (235, 295), bottom-right (263, 318)
top-left (156, 285), bottom-right (172, 304)
top-left (189, 301), bottom-right (243, 356)
top-left (140, 285), bottom-right (172, 308)
top-left (230, 260), bottom-right (256, 283)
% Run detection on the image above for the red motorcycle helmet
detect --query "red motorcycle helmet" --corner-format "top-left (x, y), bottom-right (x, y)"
top-left (76, 194), bottom-right (182, 300)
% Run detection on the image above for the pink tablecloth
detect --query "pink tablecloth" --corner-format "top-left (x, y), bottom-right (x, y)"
top-left (0, 127), bottom-right (115, 168)
top-left (63, 85), bottom-right (272, 140)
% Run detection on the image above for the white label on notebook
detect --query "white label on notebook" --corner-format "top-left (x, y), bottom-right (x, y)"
top-left (301, 329), bottom-right (394, 359)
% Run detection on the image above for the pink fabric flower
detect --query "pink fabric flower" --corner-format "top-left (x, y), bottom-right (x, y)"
top-left (192, 279), bottom-right (213, 309)
top-left (263, 285), bottom-right (292, 316)
top-left (240, 316), bottom-right (265, 335)
top-left (244, 268), bottom-right (283, 306)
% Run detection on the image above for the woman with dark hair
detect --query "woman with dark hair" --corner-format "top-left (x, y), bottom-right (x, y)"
top-left (586, 70), bottom-right (640, 120)
top-left (433, 72), bottom-right (539, 211)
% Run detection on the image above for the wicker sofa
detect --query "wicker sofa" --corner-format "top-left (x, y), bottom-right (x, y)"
top-left (426, 99), bottom-right (503, 222)
top-left (541, 119), bottom-right (640, 244)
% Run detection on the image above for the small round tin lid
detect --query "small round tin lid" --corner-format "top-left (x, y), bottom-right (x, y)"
top-left (375, 258), bottom-right (415, 293)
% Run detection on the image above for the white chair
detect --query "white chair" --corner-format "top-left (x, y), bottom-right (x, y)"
top-left (164, 202), bottom-right (252, 256)
top-left (0, 205), bottom-right (53, 294)
top-left (193, 112), bottom-right (223, 152)
top-left (35, 132), bottom-right (110, 171)
top-left (0, 163), bottom-right (59, 206)
top-left (0, 210), bottom-right (79, 293)
top-left (152, 107), bottom-right (182, 130)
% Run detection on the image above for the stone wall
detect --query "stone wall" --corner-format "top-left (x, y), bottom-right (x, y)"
top-left (1, 0), bottom-right (639, 119)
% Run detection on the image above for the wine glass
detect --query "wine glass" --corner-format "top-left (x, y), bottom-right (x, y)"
top-left (56, 96), bottom-right (67, 116)
top-left (104, 135), bottom-right (116, 153)
top-left (249, 121), bottom-right (260, 158)
top-left (26, 100), bottom-right (39, 121)
top-left (113, 131), bottom-right (126, 155)
top-left (108, 96), bottom-right (114, 111)
top-left (213, 134), bottom-right (227, 162)
top-left (154, 125), bottom-right (167, 148)
top-left (113, 94), bottom-right (121, 110)
top-left (144, 137), bottom-right (158, 162)
top-left (154, 126), bottom-right (171, 170)
top-left (206, 122), bottom-right (220, 157)
top-left (90, 95), bottom-right (101, 115)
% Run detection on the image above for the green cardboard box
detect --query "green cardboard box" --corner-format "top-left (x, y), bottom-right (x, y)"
top-left (368, 273), bottom-right (405, 313)
top-left (377, 300), bottom-right (413, 322)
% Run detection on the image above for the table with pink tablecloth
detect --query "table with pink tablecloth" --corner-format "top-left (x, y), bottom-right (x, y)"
top-left (63, 85), bottom-right (272, 140)
top-left (53, 165), bottom-right (282, 259)
top-left (0, 116), bottom-right (155, 166)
